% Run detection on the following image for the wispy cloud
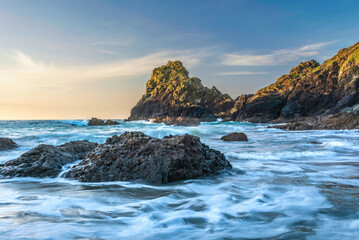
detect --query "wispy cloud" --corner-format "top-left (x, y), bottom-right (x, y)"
top-left (216, 71), bottom-right (269, 76)
top-left (97, 49), bottom-right (117, 54)
top-left (222, 41), bottom-right (337, 66)
top-left (0, 49), bottom-right (207, 87)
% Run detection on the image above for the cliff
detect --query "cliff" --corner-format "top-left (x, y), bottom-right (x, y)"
top-left (127, 61), bottom-right (234, 124)
top-left (230, 41), bottom-right (359, 125)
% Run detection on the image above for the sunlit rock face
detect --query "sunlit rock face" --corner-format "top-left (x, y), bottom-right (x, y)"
top-left (127, 61), bottom-right (235, 124)
top-left (230, 41), bottom-right (359, 126)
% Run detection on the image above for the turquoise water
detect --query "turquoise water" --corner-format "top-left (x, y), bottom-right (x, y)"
top-left (0, 120), bottom-right (359, 239)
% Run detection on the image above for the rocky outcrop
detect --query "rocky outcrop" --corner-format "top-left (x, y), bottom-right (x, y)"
top-left (64, 132), bottom-right (232, 184)
top-left (127, 61), bottom-right (234, 124)
top-left (88, 118), bottom-right (119, 126)
top-left (152, 116), bottom-right (201, 126)
top-left (221, 132), bottom-right (248, 141)
top-left (0, 140), bottom-right (97, 178)
top-left (230, 41), bottom-right (359, 129)
top-left (0, 138), bottom-right (18, 151)
top-left (269, 122), bottom-right (314, 131)
top-left (270, 104), bottom-right (359, 130)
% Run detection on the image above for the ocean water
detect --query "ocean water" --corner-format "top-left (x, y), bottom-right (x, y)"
top-left (0, 120), bottom-right (358, 239)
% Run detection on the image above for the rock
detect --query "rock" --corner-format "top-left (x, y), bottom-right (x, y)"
top-left (269, 122), bottom-right (313, 131)
top-left (221, 132), bottom-right (248, 141)
top-left (127, 61), bottom-right (234, 123)
top-left (314, 109), bottom-right (359, 130)
top-left (0, 140), bottom-right (97, 178)
top-left (230, 41), bottom-right (359, 129)
top-left (152, 116), bottom-right (201, 126)
top-left (64, 132), bottom-right (232, 184)
top-left (0, 138), bottom-right (18, 151)
top-left (88, 117), bottom-right (119, 126)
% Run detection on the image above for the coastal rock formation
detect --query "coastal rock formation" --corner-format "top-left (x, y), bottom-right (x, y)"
top-left (0, 138), bottom-right (18, 151)
top-left (221, 132), bottom-right (248, 141)
top-left (230, 41), bottom-right (359, 128)
top-left (88, 117), bottom-right (119, 126)
top-left (271, 109), bottom-right (359, 130)
top-left (65, 132), bottom-right (232, 184)
top-left (127, 61), bottom-right (234, 124)
top-left (0, 140), bottom-right (97, 178)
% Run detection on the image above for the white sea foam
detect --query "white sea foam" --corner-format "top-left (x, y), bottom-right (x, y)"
top-left (0, 120), bottom-right (358, 239)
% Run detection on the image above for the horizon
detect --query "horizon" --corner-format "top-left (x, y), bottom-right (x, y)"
top-left (1, 0), bottom-right (359, 120)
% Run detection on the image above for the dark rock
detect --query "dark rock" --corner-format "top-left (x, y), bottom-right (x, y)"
top-left (64, 132), bottom-right (232, 184)
top-left (0, 140), bottom-right (97, 178)
top-left (221, 132), bottom-right (248, 141)
top-left (88, 117), bottom-right (119, 126)
top-left (0, 138), bottom-right (18, 151)
top-left (127, 61), bottom-right (234, 123)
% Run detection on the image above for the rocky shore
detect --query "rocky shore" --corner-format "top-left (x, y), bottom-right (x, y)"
top-left (127, 42), bottom-right (359, 130)
top-left (0, 132), bottom-right (231, 183)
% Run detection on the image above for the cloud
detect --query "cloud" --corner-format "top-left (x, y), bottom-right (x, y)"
top-left (216, 71), bottom-right (269, 76)
top-left (222, 41), bottom-right (337, 66)
top-left (0, 49), bottom-right (206, 87)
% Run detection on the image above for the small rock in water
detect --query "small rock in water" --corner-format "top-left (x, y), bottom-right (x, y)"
top-left (221, 132), bottom-right (248, 141)
top-left (0, 140), bottom-right (97, 178)
top-left (64, 132), bottom-right (232, 184)
top-left (0, 138), bottom-right (18, 151)
top-left (88, 117), bottom-right (119, 126)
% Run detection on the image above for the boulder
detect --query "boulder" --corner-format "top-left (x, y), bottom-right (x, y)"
top-left (0, 140), bottom-right (97, 178)
top-left (0, 138), bottom-right (18, 151)
top-left (221, 132), bottom-right (248, 141)
top-left (64, 132), bottom-right (232, 184)
top-left (88, 117), bottom-right (119, 126)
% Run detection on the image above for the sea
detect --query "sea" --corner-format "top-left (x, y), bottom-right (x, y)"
top-left (0, 120), bottom-right (358, 239)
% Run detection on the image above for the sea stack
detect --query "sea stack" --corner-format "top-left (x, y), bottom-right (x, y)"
top-left (127, 61), bottom-right (235, 125)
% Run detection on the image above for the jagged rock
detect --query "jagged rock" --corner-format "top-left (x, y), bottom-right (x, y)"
top-left (0, 140), bottom-right (97, 178)
top-left (88, 117), bottom-right (119, 126)
top-left (221, 132), bottom-right (248, 141)
top-left (0, 138), bottom-right (18, 151)
top-left (231, 41), bottom-right (359, 129)
top-left (64, 132), bottom-right (232, 184)
top-left (127, 61), bottom-right (234, 123)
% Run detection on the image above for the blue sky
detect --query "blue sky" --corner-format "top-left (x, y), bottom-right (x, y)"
top-left (0, 0), bottom-right (359, 119)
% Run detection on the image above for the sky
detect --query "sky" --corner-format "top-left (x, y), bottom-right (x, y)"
top-left (0, 0), bottom-right (359, 120)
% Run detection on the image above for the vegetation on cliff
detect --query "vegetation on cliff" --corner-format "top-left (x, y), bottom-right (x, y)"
top-left (127, 61), bottom-right (234, 124)
top-left (231, 41), bottom-right (359, 124)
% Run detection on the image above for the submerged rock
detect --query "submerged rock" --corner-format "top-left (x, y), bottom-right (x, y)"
top-left (88, 117), bottom-right (119, 126)
top-left (221, 132), bottom-right (248, 141)
top-left (65, 132), bottom-right (232, 184)
top-left (0, 138), bottom-right (18, 151)
top-left (0, 140), bottom-right (97, 178)
top-left (127, 61), bottom-right (234, 123)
